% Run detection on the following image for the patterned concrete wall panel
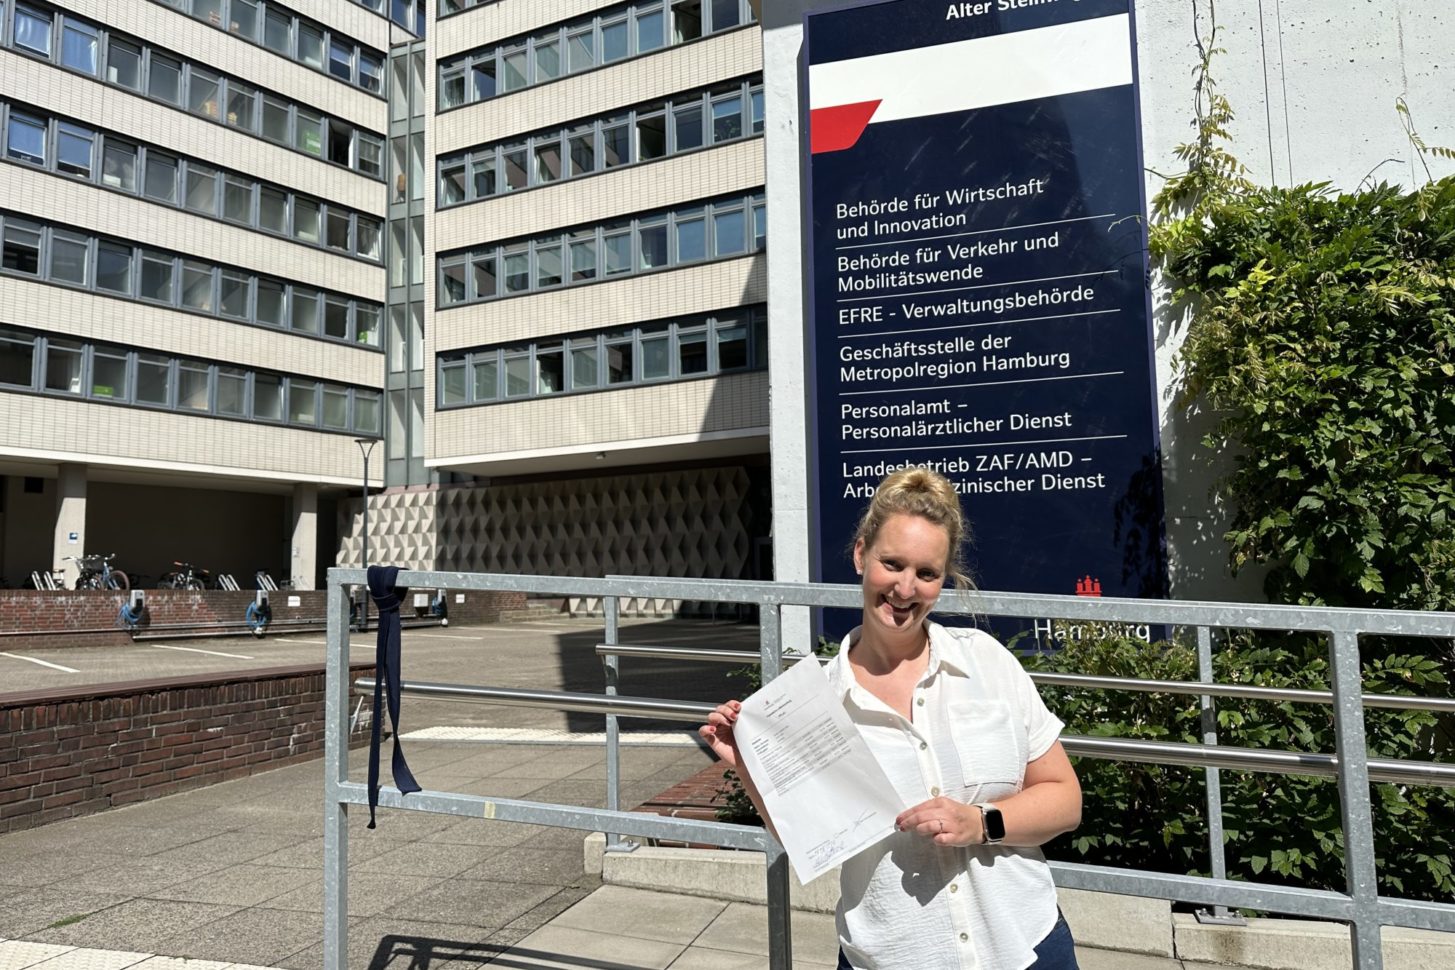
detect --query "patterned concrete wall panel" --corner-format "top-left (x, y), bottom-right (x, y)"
top-left (1, 165), bottom-right (384, 298)
top-left (0, 278), bottom-right (383, 388)
top-left (431, 369), bottom-right (769, 460)
top-left (432, 28), bottom-right (761, 154)
top-left (0, 51), bottom-right (385, 213)
top-left (338, 465), bottom-right (754, 580)
top-left (335, 487), bottom-right (438, 569)
top-left (432, 139), bottom-right (764, 251)
top-left (0, 391), bottom-right (374, 484)
top-left (432, 254), bottom-right (765, 352)
top-left (59, 0), bottom-right (388, 131)
top-left (434, 0), bottom-right (610, 61)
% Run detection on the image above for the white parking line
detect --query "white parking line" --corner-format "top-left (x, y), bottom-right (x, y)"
top-left (147, 644), bottom-right (255, 660)
top-left (0, 651), bottom-right (80, 673)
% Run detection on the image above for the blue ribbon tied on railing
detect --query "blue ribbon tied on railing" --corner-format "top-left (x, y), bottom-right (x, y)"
top-left (366, 564), bottom-right (421, 828)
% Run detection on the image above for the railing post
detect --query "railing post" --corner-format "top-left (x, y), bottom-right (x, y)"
top-left (759, 602), bottom-right (783, 684)
top-left (765, 839), bottom-right (794, 970)
top-left (323, 574), bottom-right (351, 970)
top-left (1195, 626), bottom-right (1240, 924)
top-left (1328, 629), bottom-right (1383, 970)
top-left (603, 594), bottom-right (632, 853)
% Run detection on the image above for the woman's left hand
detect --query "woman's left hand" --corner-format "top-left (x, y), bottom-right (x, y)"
top-left (896, 796), bottom-right (982, 847)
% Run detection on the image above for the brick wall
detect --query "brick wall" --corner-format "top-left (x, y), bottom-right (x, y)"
top-left (0, 588), bottom-right (527, 651)
top-left (0, 662), bottom-right (373, 834)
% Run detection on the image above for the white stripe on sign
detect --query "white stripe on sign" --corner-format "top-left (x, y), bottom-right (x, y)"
top-left (0, 651), bottom-right (80, 673)
top-left (147, 644), bottom-right (255, 660)
top-left (809, 14), bottom-right (1133, 122)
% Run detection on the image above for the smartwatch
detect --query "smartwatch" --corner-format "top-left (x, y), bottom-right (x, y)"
top-left (976, 803), bottom-right (1005, 844)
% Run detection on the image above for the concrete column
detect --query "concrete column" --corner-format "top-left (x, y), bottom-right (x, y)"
top-left (291, 483), bottom-right (319, 591)
top-left (52, 464), bottom-right (87, 587)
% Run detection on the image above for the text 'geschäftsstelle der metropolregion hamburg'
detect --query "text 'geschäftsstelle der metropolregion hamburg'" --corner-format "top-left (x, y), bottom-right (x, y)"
top-left (830, 177), bottom-right (1123, 500)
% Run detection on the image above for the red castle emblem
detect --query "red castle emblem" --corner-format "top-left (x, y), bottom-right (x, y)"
top-left (1074, 575), bottom-right (1102, 597)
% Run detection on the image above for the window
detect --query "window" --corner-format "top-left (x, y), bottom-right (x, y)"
top-left (535, 37), bottom-right (561, 81)
top-left (750, 88), bottom-right (765, 133)
top-left (185, 163), bottom-right (219, 215)
top-left (329, 39), bottom-right (354, 81)
top-left (180, 260), bottom-right (214, 312)
top-left (322, 387), bottom-right (349, 430)
top-left (567, 28), bottom-right (594, 73)
top-left (471, 154), bottom-right (496, 198)
top-left (606, 332), bottom-right (633, 384)
top-left (714, 205), bottom-right (746, 255)
top-left (223, 176), bottom-right (253, 224)
top-left (326, 209), bottom-right (351, 251)
top-left (440, 257), bottom-right (466, 305)
top-left (6, 112), bottom-right (46, 165)
top-left (717, 316), bottom-right (748, 369)
top-left (356, 304), bottom-right (380, 345)
top-left (177, 360), bottom-right (210, 411)
top-left (227, 81), bottom-right (258, 131)
top-left (439, 361), bottom-right (466, 406)
top-left (569, 234), bottom-right (597, 282)
top-left (674, 103), bottom-right (704, 152)
top-left (675, 208), bottom-right (706, 263)
top-left (640, 325), bottom-right (670, 379)
top-left (712, 94), bottom-right (743, 143)
top-left (292, 287), bottom-right (319, 333)
top-left (256, 277), bottom-right (286, 326)
top-left (295, 108), bottom-right (322, 156)
top-left (324, 296), bottom-right (349, 339)
top-left (259, 186), bottom-right (288, 233)
top-left (261, 95), bottom-right (290, 143)
top-left (44, 339), bottom-right (84, 394)
top-left (535, 241), bottom-right (563, 289)
top-left (148, 53), bottom-right (183, 105)
top-left (49, 231), bottom-right (89, 286)
top-left (502, 144), bottom-right (528, 192)
top-left (602, 121), bottom-right (629, 168)
top-left (101, 138), bottom-right (137, 191)
top-left (13, 5), bottom-right (53, 57)
top-left (471, 357), bottom-right (497, 401)
top-left (136, 354), bottom-right (171, 405)
top-left (637, 112), bottom-right (667, 161)
top-left (470, 251), bottom-right (497, 299)
top-left (263, 8), bottom-right (291, 55)
top-left (533, 138), bottom-right (562, 183)
top-left (254, 372), bottom-right (282, 420)
top-left (219, 270), bottom-right (249, 319)
top-left (679, 324), bottom-right (709, 374)
top-left (95, 241), bottom-right (132, 294)
top-left (501, 47), bottom-right (527, 91)
top-left (188, 68), bottom-right (222, 120)
top-left (711, 0), bottom-right (742, 30)
top-left (440, 159), bottom-right (466, 205)
top-left (440, 62), bottom-right (466, 109)
top-left (230, 0), bottom-right (260, 43)
top-left (637, 5), bottom-right (665, 53)
top-left (357, 217), bottom-right (382, 260)
top-left (358, 133), bottom-right (384, 178)
top-left (139, 249), bottom-right (175, 303)
top-left (504, 349), bottom-right (530, 397)
top-left (2, 219), bottom-right (42, 275)
top-left (294, 198), bottom-right (320, 243)
top-left (298, 24), bottom-right (325, 70)
top-left (91, 346), bottom-right (128, 399)
top-left (60, 19), bottom-right (98, 75)
top-left (194, 0), bottom-right (224, 26)
top-left (502, 248), bottom-right (529, 294)
top-left (216, 367), bottom-right (247, 416)
top-left (106, 38), bottom-right (142, 89)
top-left (0, 328), bottom-right (36, 388)
top-left (604, 224), bottom-right (632, 276)
top-left (536, 343), bottom-right (564, 394)
top-left (673, 0), bottom-right (702, 43)
top-left (570, 340), bottom-right (599, 389)
top-left (144, 151), bottom-right (179, 203)
top-left (568, 128), bottom-right (595, 177)
top-left (355, 390), bottom-right (381, 433)
top-left (327, 120), bottom-right (353, 166)
top-left (287, 378), bottom-right (318, 425)
top-left (360, 52), bottom-right (383, 93)
top-left (639, 216), bottom-right (668, 270)
top-left (601, 17), bottom-right (628, 62)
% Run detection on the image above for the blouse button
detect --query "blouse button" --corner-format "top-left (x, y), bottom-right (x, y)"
top-left (930, 786), bottom-right (940, 796)
top-left (949, 883), bottom-right (958, 893)
top-left (959, 932), bottom-right (969, 942)
top-left (916, 697), bottom-right (925, 707)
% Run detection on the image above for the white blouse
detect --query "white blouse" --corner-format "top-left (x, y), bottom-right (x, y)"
top-left (825, 621), bottom-right (1065, 970)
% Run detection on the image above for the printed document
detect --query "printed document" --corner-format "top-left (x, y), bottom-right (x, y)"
top-left (734, 656), bottom-right (904, 883)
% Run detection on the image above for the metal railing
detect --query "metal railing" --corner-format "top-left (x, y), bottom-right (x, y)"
top-left (323, 569), bottom-right (1455, 970)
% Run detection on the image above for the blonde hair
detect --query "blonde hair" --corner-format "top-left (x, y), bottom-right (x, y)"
top-left (853, 467), bottom-right (973, 589)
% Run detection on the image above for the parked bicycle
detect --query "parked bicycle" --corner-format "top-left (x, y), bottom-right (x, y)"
top-left (64, 553), bottom-right (129, 590)
top-left (159, 561), bottom-right (210, 591)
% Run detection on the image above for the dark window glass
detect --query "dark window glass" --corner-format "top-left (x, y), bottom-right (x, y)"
top-left (679, 328), bottom-right (709, 374)
top-left (357, 217), bottom-right (381, 260)
top-left (329, 40), bottom-right (354, 81)
top-left (712, 95), bottom-right (743, 143)
top-left (139, 250), bottom-right (175, 303)
top-left (60, 19), bottom-right (98, 75)
top-left (135, 354), bottom-right (170, 405)
top-left (327, 120), bottom-right (353, 166)
top-left (711, 0), bottom-right (741, 31)
top-left (440, 161), bottom-right (466, 204)
top-left (95, 241), bottom-right (133, 294)
top-left (256, 278), bottom-right (286, 326)
top-left (638, 7), bottom-right (665, 53)
top-left (471, 155), bottom-right (495, 197)
top-left (148, 53), bottom-right (183, 105)
top-left (536, 344), bottom-right (564, 394)
top-left (637, 113), bottom-right (666, 161)
top-left (91, 347), bottom-right (128, 399)
top-left (676, 211), bottom-right (706, 262)
top-left (185, 164), bottom-right (219, 215)
top-left (502, 145), bottom-right (527, 191)
top-left (471, 58), bottom-right (495, 100)
top-left (144, 151), bottom-right (178, 203)
top-left (322, 387), bottom-right (348, 430)
top-left (287, 378), bottom-right (317, 424)
top-left (440, 362), bottom-right (466, 405)
top-left (360, 52), bottom-right (383, 93)
top-left (638, 219), bottom-right (668, 270)
top-left (254, 372), bottom-right (283, 420)
top-left (471, 253), bottom-right (496, 299)
top-left (223, 176), bottom-right (253, 224)
top-left (188, 68), bottom-right (222, 120)
top-left (263, 9), bottom-right (291, 55)
top-left (44, 339), bottom-right (84, 394)
top-left (714, 207), bottom-right (747, 256)
top-left (568, 128), bottom-right (594, 176)
top-left (180, 261), bottom-right (214, 312)
top-left (48, 231), bottom-right (89, 285)
top-left (177, 360), bottom-right (211, 411)
top-left (602, 122), bottom-right (629, 168)
top-left (0, 329), bottom-right (37, 388)
top-left (298, 25), bottom-right (325, 70)
top-left (216, 367), bottom-right (247, 416)
top-left (324, 298), bottom-right (350, 339)
top-left (673, 0), bottom-right (703, 42)
top-left (471, 357), bottom-right (498, 401)
top-left (674, 103), bottom-right (704, 152)
top-left (227, 81), bottom-right (258, 131)
top-left (533, 139), bottom-right (562, 183)
top-left (440, 258), bottom-right (466, 304)
top-left (230, 0), bottom-right (260, 43)
top-left (101, 138), bottom-right (137, 191)
top-left (261, 96), bottom-right (290, 143)
top-left (535, 242), bottom-right (563, 289)
top-left (13, 5), bottom-right (53, 56)
top-left (219, 271), bottom-right (249, 319)
top-left (106, 38), bottom-right (142, 89)
top-left (601, 18), bottom-right (628, 62)
top-left (5, 112), bottom-right (46, 165)
top-left (326, 209), bottom-right (351, 251)
top-left (2, 220), bottom-right (42, 275)
top-left (606, 336), bottom-right (634, 384)
top-left (294, 198), bottom-right (320, 243)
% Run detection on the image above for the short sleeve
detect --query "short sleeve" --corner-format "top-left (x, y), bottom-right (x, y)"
top-left (977, 631), bottom-right (1064, 762)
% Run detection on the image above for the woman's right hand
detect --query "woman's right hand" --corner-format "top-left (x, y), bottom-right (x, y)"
top-left (698, 700), bottom-right (744, 768)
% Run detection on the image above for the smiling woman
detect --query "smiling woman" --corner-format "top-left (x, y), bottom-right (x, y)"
top-left (701, 466), bottom-right (1083, 970)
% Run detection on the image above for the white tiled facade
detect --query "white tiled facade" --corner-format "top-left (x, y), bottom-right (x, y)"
top-left (1, 0), bottom-right (771, 589)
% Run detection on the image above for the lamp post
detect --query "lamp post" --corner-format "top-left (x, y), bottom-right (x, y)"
top-left (354, 437), bottom-right (378, 631)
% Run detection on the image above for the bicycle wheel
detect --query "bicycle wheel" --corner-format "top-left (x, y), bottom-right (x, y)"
top-left (108, 571), bottom-right (130, 591)
top-left (185, 577), bottom-right (205, 591)
top-left (76, 574), bottom-right (101, 591)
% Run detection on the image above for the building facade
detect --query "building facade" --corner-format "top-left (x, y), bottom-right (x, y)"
top-left (0, 0), bottom-right (771, 591)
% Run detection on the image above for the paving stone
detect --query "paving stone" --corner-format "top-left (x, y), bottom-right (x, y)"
top-left (548, 885), bottom-right (726, 945)
top-left (491, 924), bottom-right (685, 970)
top-left (145, 833), bottom-right (305, 871)
top-left (0, 892), bottom-right (131, 941)
top-left (0, 853), bottom-right (132, 890)
top-left (258, 870), bottom-right (440, 919)
top-left (456, 848), bottom-right (589, 886)
top-left (149, 909), bottom-right (325, 967)
top-left (275, 917), bottom-right (500, 970)
top-left (418, 818), bottom-right (546, 848)
top-left (500, 883), bottom-right (601, 935)
top-left (381, 878), bottom-right (559, 928)
top-left (667, 946), bottom-right (836, 970)
top-left (351, 842), bottom-right (495, 879)
top-left (29, 901), bottom-right (237, 954)
top-left (694, 903), bottom-right (841, 964)
top-left (148, 865), bottom-right (316, 908)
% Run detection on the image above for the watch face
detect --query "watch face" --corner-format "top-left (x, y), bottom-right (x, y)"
top-left (983, 806), bottom-right (1006, 842)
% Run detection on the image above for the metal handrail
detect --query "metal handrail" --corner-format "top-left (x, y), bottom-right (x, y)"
top-left (326, 569), bottom-right (1455, 970)
top-left (591, 643), bottom-right (1455, 712)
top-left (354, 678), bottom-right (1455, 789)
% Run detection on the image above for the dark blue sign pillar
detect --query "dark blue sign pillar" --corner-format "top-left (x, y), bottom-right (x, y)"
top-left (805, 0), bottom-right (1168, 643)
